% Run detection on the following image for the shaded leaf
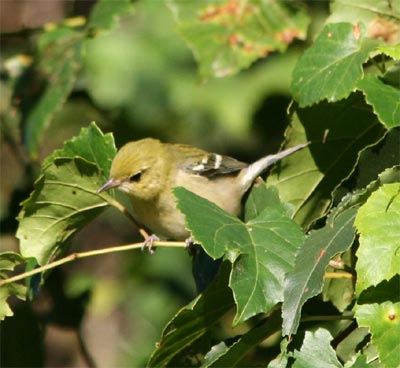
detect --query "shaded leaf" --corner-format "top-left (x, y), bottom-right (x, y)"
top-left (16, 124), bottom-right (116, 265)
top-left (175, 186), bottom-right (304, 325)
top-left (168, 0), bottom-right (309, 78)
top-left (292, 23), bottom-right (376, 107)
top-left (88, 0), bottom-right (134, 33)
top-left (336, 327), bottom-right (370, 365)
top-left (267, 94), bottom-right (385, 227)
top-left (355, 301), bottom-right (400, 368)
top-left (203, 309), bottom-right (282, 367)
top-left (357, 75), bottom-right (400, 128)
top-left (292, 328), bottom-right (342, 368)
top-left (354, 183), bottom-right (400, 295)
top-left (25, 28), bottom-right (83, 158)
top-left (282, 207), bottom-right (357, 336)
top-left (148, 262), bottom-right (234, 367)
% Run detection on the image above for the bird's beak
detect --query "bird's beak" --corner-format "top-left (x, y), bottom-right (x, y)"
top-left (97, 178), bottom-right (120, 194)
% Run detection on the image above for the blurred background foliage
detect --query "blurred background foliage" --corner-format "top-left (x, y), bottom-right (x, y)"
top-left (1, 0), bottom-right (329, 366)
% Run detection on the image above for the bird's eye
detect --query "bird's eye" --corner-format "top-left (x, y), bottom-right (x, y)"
top-left (129, 171), bottom-right (142, 182)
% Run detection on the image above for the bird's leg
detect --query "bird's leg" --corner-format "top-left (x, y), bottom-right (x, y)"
top-left (141, 234), bottom-right (160, 254)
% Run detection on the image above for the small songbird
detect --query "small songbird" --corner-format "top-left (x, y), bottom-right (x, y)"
top-left (97, 138), bottom-right (308, 240)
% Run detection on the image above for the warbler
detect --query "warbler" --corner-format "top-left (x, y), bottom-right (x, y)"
top-left (97, 138), bottom-right (308, 240)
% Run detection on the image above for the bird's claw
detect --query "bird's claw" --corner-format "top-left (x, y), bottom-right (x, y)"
top-left (142, 234), bottom-right (160, 254)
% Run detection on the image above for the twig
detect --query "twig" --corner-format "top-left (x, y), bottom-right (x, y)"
top-left (0, 240), bottom-right (186, 287)
top-left (324, 271), bottom-right (353, 279)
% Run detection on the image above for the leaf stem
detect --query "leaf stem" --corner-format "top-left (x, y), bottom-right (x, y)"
top-left (324, 271), bottom-right (353, 279)
top-left (301, 313), bottom-right (354, 323)
top-left (0, 240), bottom-right (186, 287)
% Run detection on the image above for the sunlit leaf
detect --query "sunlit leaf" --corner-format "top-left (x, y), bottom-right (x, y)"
top-left (355, 301), bottom-right (400, 368)
top-left (168, 0), bottom-right (309, 78)
top-left (354, 183), bottom-right (400, 295)
top-left (175, 186), bottom-right (304, 325)
top-left (292, 23), bottom-right (376, 107)
top-left (16, 124), bottom-right (116, 265)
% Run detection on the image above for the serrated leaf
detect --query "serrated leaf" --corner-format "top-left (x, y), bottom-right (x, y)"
top-left (0, 282), bottom-right (27, 320)
top-left (175, 187), bottom-right (304, 325)
top-left (244, 180), bottom-right (291, 221)
top-left (267, 94), bottom-right (385, 227)
top-left (328, 0), bottom-right (400, 45)
top-left (148, 262), bottom-right (234, 367)
top-left (357, 75), bottom-right (400, 128)
top-left (292, 328), bottom-right (343, 368)
top-left (354, 183), bottom-right (400, 295)
top-left (25, 28), bottom-right (83, 158)
top-left (203, 309), bottom-right (282, 367)
top-left (0, 252), bottom-right (27, 320)
top-left (292, 23), bottom-right (377, 107)
top-left (44, 122), bottom-right (116, 179)
top-left (88, 0), bottom-right (134, 32)
top-left (355, 301), bottom-right (400, 368)
top-left (377, 44), bottom-right (400, 60)
top-left (17, 124), bottom-right (116, 265)
top-left (282, 207), bottom-right (357, 336)
top-left (168, 0), bottom-right (309, 78)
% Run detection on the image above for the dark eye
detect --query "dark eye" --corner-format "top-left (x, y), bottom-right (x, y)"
top-left (129, 171), bottom-right (142, 182)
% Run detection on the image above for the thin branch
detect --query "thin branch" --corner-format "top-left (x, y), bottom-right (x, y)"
top-left (324, 271), bottom-right (353, 279)
top-left (301, 313), bottom-right (354, 323)
top-left (0, 240), bottom-right (186, 287)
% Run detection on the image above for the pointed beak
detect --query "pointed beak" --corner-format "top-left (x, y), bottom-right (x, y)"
top-left (97, 177), bottom-right (120, 194)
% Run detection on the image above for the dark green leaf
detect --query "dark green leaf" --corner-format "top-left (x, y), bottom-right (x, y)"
top-left (203, 309), bottom-right (282, 367)
top-left (175, 187), bottom-right (304, 325)
top-left (16, 124), bottom-right (116, 265)
top-left (169, 0), bottom-right (309, 78)
top-left (25, 28), bottom-right (83, 158)
top-left (357, 75), bottom-right (400, 128)
top-left (267, 94), bottom-right (385, 227)
top-left (148, 262), bottom-right (234, 367)
top-left (292, 23), bottom-right (376, 107)
top-left (355, 301), bottom-right (400, 368)
top-left (292, 328), bottom-right (342, 368)
top-left (354, 183), bottom-right (400, 295)
top-left (282, 207), bottom-right (357, 336)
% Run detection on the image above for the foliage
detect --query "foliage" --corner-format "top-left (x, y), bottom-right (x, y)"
top-left (1, 0), bottom-right (399, 367)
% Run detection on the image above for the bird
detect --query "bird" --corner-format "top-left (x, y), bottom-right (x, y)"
top-left (97, 138), bottom-right (308, 242)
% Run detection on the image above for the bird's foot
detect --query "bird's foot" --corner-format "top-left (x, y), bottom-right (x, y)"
top-left (141, 234), bottom-right (160, 254)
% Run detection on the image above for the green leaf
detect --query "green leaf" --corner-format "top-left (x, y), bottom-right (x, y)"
top-left (44, 122), bottom-right (116, 179)
top-left (0, 283), bottom-right (27, 321)
top-left (203, 309), bottom-right (282, 367)
top-left (148, 262), bottom-right (234, 367)
top-left (0, 252), bottom-right (28, 320)
top-left (282, 207), bottom-right (358, 336)
top-left (377, 44), bottom-right (400, 60)
top-left (354, 183), bottom-right (400, 295)
top-left (244, 180), bottom-right (291, 221)
top-left (355, 301), bottom-right (400, 368)
top-left (292, 328), bottom-right (343, 368)
top-left (175, 186), bottom-right (304, 325)
top-left (336, 327), bottom-right (370, 365)
top-left (267, 94), bottom-right (385, 227)
top-left (357, 75), bottom-right (400, 128)
top-left (328, 0), bottom-right (400, 45)
top-left (88, 0), bottom-right (134, 33)
top-left (168, 0), bottom-right (309, 78)
top-left (16, 124), bottom-right (116, 265)
top-left (25, 28), bottom-right (83, 158)
top-left (292, 23), bottom-right (377, 107)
